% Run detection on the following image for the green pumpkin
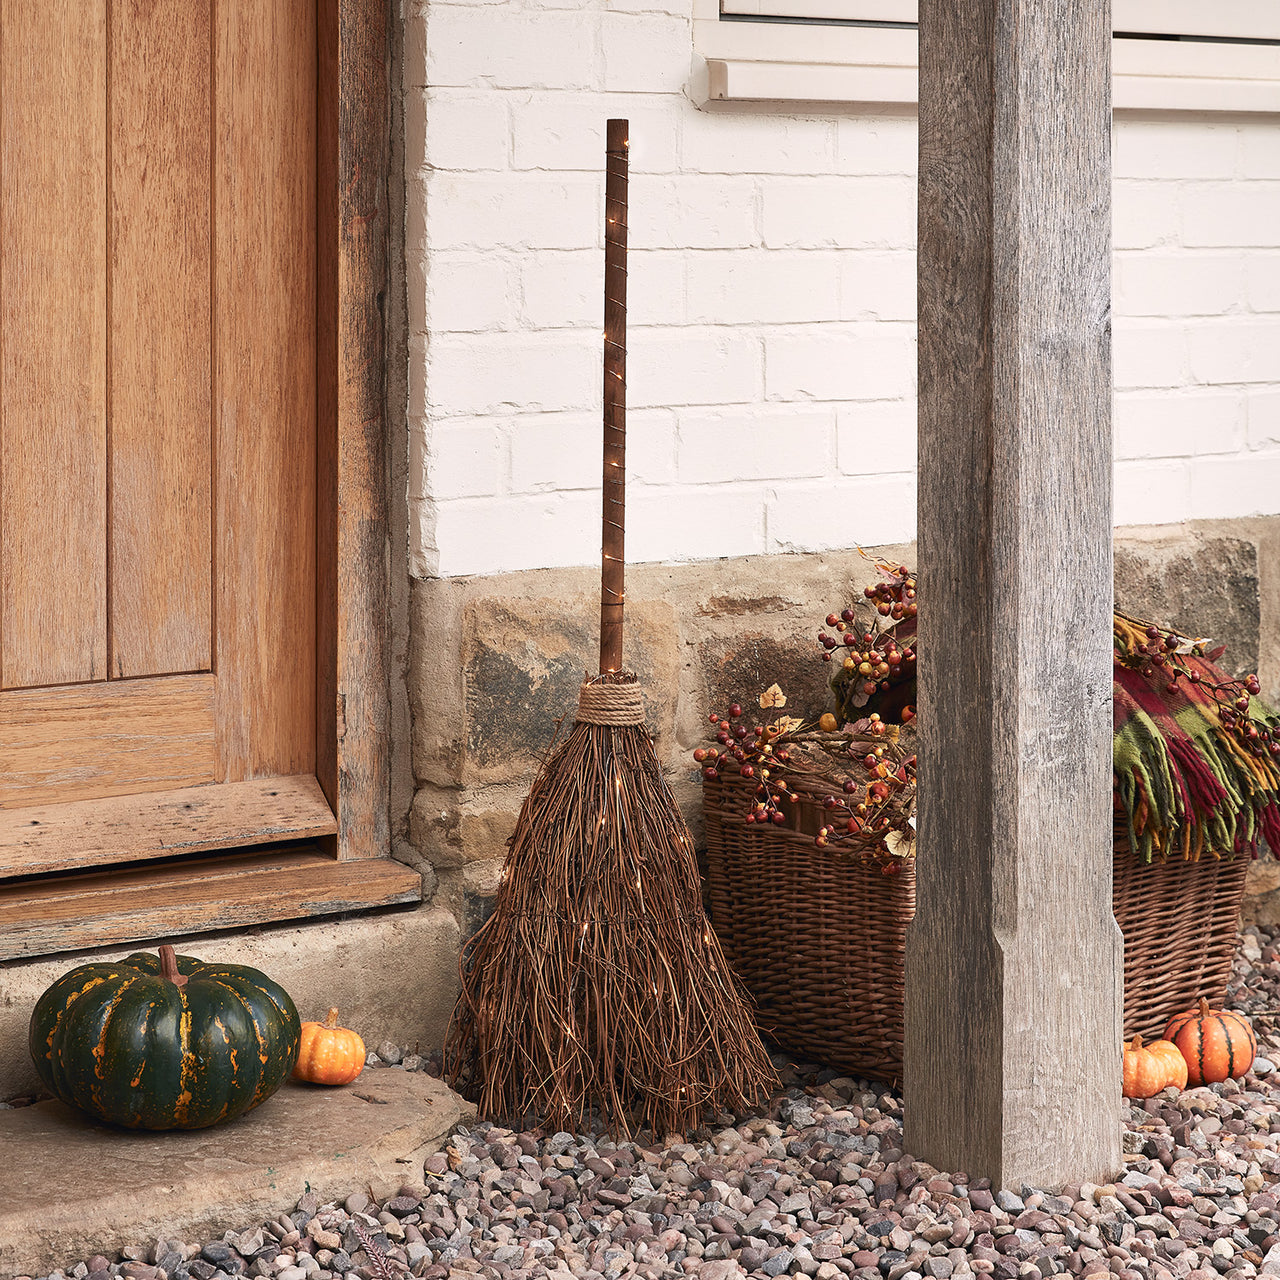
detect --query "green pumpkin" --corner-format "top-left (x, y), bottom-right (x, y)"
top-left (29, 946), bottom-right (300, 1130)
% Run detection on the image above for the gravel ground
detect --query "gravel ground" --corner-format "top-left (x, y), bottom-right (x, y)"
top-left (14, 924), bottom-right (1280, 1280)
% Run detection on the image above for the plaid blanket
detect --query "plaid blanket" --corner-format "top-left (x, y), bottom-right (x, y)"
top-left (1113, 613), bottom-right (1280, 863)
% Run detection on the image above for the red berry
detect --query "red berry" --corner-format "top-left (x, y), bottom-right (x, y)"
top-left (841, 609), bottom-right (856, 623)
top-left (729, 702), bottom-right (743, 718)
top-left (826, 614), bottom-right (839, 627)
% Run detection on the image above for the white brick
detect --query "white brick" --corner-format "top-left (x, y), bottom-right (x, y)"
top-left (686, 252), bottom-right (839, 325)
top-left (1240, 122), bottom-right (1280, 180)
top-left (682, 113), bottom-right (836, 177)
top-left (1113, 392), bottom-right (1245, 461)
top-left (426, 173), bottom-right (599, 252)
top-left (627, 484), bottom-right (768, 563)
top-left (433, 492), bottom-right (601, 577)
top-left (408, 333), bottom-right (429, 419)
top-left (1187, 321), bottom-right (1280, 386)
top-left (424, 253), bottom-right (516, 333)
top-left (629, 176), bottom-right (759, 250)
top-left (1246, 252), bottom-right (1280, 313)
top-left (1113, 184), bottom-right (1179, 252)
top-left (408, 496), bottom-right (440, 579)
top-left (1248, 390), bottom-right (1280, 448)
top-left (628, 328), bottom-right (762, 408)
top-left (835, 118), bottom-right (917, 177)
top-left (425, 7), bottom-right (601, 91)
top-left (421, 424), bottom-right (506, 500)
top-left (426, 331), bottom-right (599, 415)
top-left (1115, 253), bottom-right (1244, 318)
top-left (676, 407), bottom-right (835, 484)
top-left (1112, 321), bottom-right (1186, 390)
top-left (520, 251), bottom-right (602, 329)
top-left (606, 0), bottom-right (688, 13)
top-left (840, 252), bottom-right (916, 322)
top-left (509, 409), bottom-right (678, 492)
top-left (509, 413), bottom-right (602, 492)
top-left (421, 91), bottom-right (510, 171)
top-left (766, 475), bottom-right (917, 553)
top-left (766, 327), bottom-right (915, 402)
top-left (762, 178), bottom-right (915, 250)
top-left (1182, 183), bottom-right (1280, 249)
top-left (1113, 459), bottom-right (1192, 529)
top-left (1190, 452), bottom-right (1280, 520)
top-left (405, 12), bottom-right (427, 90)
top-left (601, 11), bottom-right (691, 94)
top-left (628, 250), bottom-right (687, 327)
top-left (836, 399), bottom-right (917, 475)
top-left (510, 98), bottom-right (679, 174)
top-left (1112, 120), bottom-right (1237, 182)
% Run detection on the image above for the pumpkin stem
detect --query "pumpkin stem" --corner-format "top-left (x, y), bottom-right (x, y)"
top-left (1130, 1035), bottom-right (1144, 1050)
top-left (1199, 997), bottom-right (1211, 1017)
top-left (324, 1007), bottom-right (340, 1029)
top-left (158, 944), bottom-right (188, 989)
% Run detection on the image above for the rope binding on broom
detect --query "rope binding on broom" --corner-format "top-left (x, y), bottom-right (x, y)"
top-left (576, 679), bottom-right (646, 726)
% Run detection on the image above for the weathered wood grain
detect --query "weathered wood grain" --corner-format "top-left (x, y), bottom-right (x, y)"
top-left (0, 846), bottom-right (421, 962)
top-left (109, 0), bottom-right (213, 678)
top-left (905, 0), bottom-right (1122, 1189)
top-left (325, 0), bottom-right (391, 860)
top-left (0, 675), bottom-right (216, 809)
top-left (214, 0), bottom-right (317, 781)
top-left (0, 774), bottom-right (336, 878)
top-left (0, 0), bottom-right (107, 688)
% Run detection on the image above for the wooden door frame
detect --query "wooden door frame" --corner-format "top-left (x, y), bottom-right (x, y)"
top-left (318, 0), bottom-right (391, 863)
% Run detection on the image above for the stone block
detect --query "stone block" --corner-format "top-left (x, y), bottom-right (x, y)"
top-left (459, 593), bottom-right (679, 786)
top-left (1243, 854), bottom-right (1280, 927)
top-left (1114, 535), bottom-right (1260, 679)
top-left (699, 628), bottom-right (846, 727)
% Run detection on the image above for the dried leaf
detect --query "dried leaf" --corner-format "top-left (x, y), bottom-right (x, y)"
top-left (759, 683), bottom-right (787, 709)
top-left (773, 715), bottom-right (804, 735)
top-left (885, 828), bottom-right (915, 858)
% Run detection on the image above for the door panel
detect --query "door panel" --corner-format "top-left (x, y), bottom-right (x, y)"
top-left (109, 0), bottom-right (214, 679)
top-left (0, 0), bottom-right (108, 689)
top-left (0, 0), bottom-right (327, 875)
top-left (0, 676), bottom-right (216, 809)
top-left (214, 0), bottom-right (317, 781)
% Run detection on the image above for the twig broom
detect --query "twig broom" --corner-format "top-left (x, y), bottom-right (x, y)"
top-left (444, 119), bottom-right (777, 1136)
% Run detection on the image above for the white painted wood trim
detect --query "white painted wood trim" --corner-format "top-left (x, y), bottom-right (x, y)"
top-left (1114, 0), bottom-right (1280, 42)
top-left (716, 0), bottom-right (1279, 40)
top-left (720, 0), bottom-right (916, 19)
top-left (697, 16), bottom-right (1280, 112)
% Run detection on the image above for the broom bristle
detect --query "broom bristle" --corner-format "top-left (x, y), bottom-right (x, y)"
top-left (445, 678), bottom-right (778, 1136)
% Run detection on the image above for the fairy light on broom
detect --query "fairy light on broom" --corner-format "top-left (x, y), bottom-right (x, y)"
top-left (444, 119), bottom-right (777, 1136)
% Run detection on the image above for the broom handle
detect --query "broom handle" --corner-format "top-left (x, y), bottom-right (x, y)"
top-left (600, 119), bottom-right (628, 675)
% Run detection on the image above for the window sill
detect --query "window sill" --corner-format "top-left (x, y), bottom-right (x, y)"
top-left (696, 20), bottom-right (1280, 113)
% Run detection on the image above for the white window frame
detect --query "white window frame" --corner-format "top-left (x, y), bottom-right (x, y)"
top-left (695, 0), bottom-right (1280, 113)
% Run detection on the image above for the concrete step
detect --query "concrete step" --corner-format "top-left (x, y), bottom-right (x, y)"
top-left (0, 1069), bottom-right (472, 1279)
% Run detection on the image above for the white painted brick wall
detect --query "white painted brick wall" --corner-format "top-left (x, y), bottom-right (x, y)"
top-left (406, 1), bottom-right (1280, 579)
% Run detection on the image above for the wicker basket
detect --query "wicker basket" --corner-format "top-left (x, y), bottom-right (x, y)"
top-left (703, 768), bottom-right (1249, 1081)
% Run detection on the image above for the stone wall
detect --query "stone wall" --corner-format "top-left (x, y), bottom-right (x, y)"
top-left (405, 517), bottom-right (1280, 956)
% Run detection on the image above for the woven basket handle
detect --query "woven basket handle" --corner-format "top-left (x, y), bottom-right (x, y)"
top-left (600, 119), bottom-right (628, 675)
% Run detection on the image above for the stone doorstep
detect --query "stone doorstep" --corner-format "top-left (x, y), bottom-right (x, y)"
top-left (0, 1069), bottom-right (474, 1279)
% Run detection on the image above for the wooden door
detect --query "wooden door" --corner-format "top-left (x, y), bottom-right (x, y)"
top-left (0, 0), bottom-right (337, 877)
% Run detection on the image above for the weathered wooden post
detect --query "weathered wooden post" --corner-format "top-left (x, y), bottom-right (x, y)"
top-left (905, 0), bottom-right (1122, 1189)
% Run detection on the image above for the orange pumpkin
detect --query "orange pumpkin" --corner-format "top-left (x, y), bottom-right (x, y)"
top-left (292, 1007), bottom-right (366, 1086)
top-left (1123, 1035), bottom-right (1187, 1098)
top-left (1144, 1037), bottom-right (1188, 1092)
top-left (1164, 998), bottom-right (1256, 1086)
